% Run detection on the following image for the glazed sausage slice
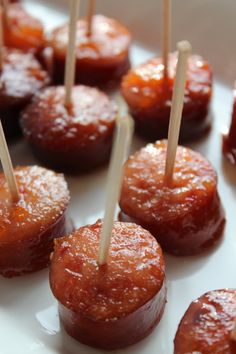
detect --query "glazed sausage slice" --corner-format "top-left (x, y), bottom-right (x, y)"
top-left (174, 289), bottom-right (236, 354)
top-left (3, 3), bottom-right (44, 52)
top-left (119, 140), bottom-right (225, 256)
top-left (45, 15), bottom-right (131, 87)
top-left (121, 53), bottom-right (212, 142)
top-left (0, 48), bottom-right (49, 138)
top-left (0, 166), bottom-right (71, 278)
top-left (223, 83), bottom-right (236, 164)
top-left (20, 85), bottom-right (117, 173)
top-left (50, 220), bottom-right (166, 350)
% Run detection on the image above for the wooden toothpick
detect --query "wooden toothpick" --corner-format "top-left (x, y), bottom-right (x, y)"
top-left (1, 0), bottom-right (9, 26)
top-left (98, 115), bottom-right (134, 266)
top-left (64, 0), bottom-right (80, 107)
top-left (0, 120), bottom-right (19, 201)
top-left (232, 318), bottom-right (236, 341)
top-left (164, 40), bottom-right (191, 184)
top-left (162, 0), bottom-right (171, 79)
top-left (87, 0), bottom-right (95, 37)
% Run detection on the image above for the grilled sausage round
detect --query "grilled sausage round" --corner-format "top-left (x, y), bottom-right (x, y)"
top-left (121, 53), bottom-right (212, 142)
top-left (3, 3), bottom-right (44, 52)
top-left (20, 85), bottom-right (117, 173)
top-left (174, 289), bottom-right (236, 354)
top-left (0, 166), bottom-right (71, 278)
top-left (119, 140), bottom-right (225, 256)
top-left (0, 48), bottom-right (49, 138)
top-left (223, 83), bottom-right (236, 164)
top-left (45, 15), bottom-right (131, 88)
top-left (50, 220), bottom-right (166, 350)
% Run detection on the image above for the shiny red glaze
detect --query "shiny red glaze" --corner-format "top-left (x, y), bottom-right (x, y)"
top-left (119, 140), bottom-right (225, 256)
top-left (4, 3), bottom-right (44, 52)
top-left (121, 53), bottom-right (212, 142)
top-left (50, 220), bottom-right (166, 350)
top-left (0, 48), bottom-right (49, 138)
top-left (174, 289), bottom-right (236, 354)
top-left (223, 84), bottom-right (236, 164)
top-left (20, 85), bottom-right (117, 173)
top-left (45, 15), bottom-right (131, 87)
top-left (0, 166), bottom-right (71, 278)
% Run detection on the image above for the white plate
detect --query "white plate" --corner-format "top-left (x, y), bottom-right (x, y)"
top-left (1, 1), bottom-right (236, 353)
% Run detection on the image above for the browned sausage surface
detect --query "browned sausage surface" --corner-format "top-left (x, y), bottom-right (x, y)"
top-left (0, 48), bottom-right (49, 138)
top-left (50, 220), bottom-right (166, 350)
top-left (21, 85), bottom-right (117, 173)
top-left (0, 166), bottom-right (71, 277)
top-left (4, 3), bottom-right (44, 52)
top-left (46, 15), bottom-right (131, 87)
top-left (223, 83), bottom-right (236, 164)
top-left (174, 289), bottom-right (236, 354)
top-left (121, 53), bottom-right (212, 142)
top-left (119, 140), bottom-right (225, 256)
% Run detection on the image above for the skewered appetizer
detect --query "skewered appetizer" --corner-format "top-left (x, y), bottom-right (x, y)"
top-left (119, 140), bottom-right (225, 256)
top-left (174, 289), bottom-right (236, 354)
top-left (50, 220), bottom-right (166, 350)
top-left (3, 3), bottom-right (45, 53)
top-left (0, 166), bottom-right (71, 278)
top-left (45, 15), bottom-right (131, 87)
top-left (0, 48), bottom-right (49, 138)
top-left (223, 83), bottom-right (236, 164)
top-left (121, 53), bottom-right (212, 141)
top-left (20, 85), bottom-right (118, 173)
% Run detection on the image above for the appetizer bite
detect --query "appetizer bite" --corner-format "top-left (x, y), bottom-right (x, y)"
top-left (121, 54), bottom-right (212, 141)
top-left (50, 113), bottom-right (167, 350)
top-left (119, 140), bottom-right (225, 255)
top-left (20, 85), bottom-right (117, 172)
top-left (0, 48), bottom-right (49, 138)
top-left (119, 41), bottom-right (225, 256)
top-left (21, 1), bottom-right (117, 173)
top-left (45, 14), bottom-right (131, 87)
top-left (0, 120), bottom-right (71, 278)
top-left (3, 2), bottom-right (45, 52)
top-left (0, 166), bottom-right (71, 278)
top-left (121, 0), bottom-right (212, 141)
top-left (50, 220), bottom-right (166, 350)
top-left (174, 289), bottom-right (236, 354)
top-left (223, 83), bottom-right (236, 164)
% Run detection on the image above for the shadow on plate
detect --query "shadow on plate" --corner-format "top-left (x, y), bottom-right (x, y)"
top-left (165, 231), bottom-right (225, 281)
top-left (0, 268), bottom-right (49, 306)
top-left (221, 157), bottom-right (236, 189)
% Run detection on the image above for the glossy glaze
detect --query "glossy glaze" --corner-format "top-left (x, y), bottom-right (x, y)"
top-left (119, 140), bottom-right (225, 256)
top-left (50, 220), bottom-right (166, 350)
top-left (45, 15), bottom-right (131, 87)
top-left (121, 53), bottom-right (212, 141)
top-left (0, 166), bottom-right (71, 277)
top-left (21, 85), bottom-right (117, 172)
top-left (223, 84), bottom-right (236, 164)
top-left (4, 3), bottom-right (44, 52)
top-left (174, 289), bottom-right (236, 354)
top-left (0, 48), bottom-right (49, 138)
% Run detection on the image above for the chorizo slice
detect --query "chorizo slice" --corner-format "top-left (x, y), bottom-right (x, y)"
top-left (174, 289), bottom-right (236, 354)
top-left (3, 3), bottom-right (44, 52)
top-left (0, 48), bottom-right (49, 138)
top-left (50, 220), bottom-right (166, 350)
top-left (0, 166), bottom-right (71, 277)
top-left (20, 85), bottom-right (117, 173)
top-left (119, 140), bottom-right (225, 256)
top-left (45, 15), bottom-right (131, 87)
top-left (223, 83), bottom-right (236, 164)
top-left (121, 53), bottom-right (212, 142)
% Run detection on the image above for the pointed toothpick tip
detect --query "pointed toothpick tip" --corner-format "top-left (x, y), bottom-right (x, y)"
top-left (177, 40), bottom-right (192, 54)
